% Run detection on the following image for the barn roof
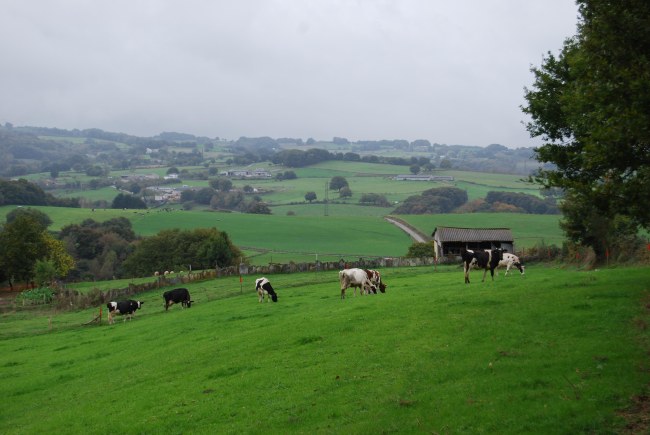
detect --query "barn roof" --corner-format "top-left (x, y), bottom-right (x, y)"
top-left (431, 226), bottom-right (513, 242)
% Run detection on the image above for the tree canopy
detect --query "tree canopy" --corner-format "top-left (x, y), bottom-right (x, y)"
top-left (522, 0), bottom-right (650, 259)
top-left (393, 187), bottom-right (468, 214)
top-left (122, 228), bottom-right (242, 276)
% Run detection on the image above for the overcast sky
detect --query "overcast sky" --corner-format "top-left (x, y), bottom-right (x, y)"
top-left (0, 0), bottom-right (579, 147)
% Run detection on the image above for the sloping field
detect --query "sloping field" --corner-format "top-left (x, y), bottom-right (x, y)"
top-left (1, 266), bottom-right (648, 433)
top-left (0, 206), bottom-right (564, 263)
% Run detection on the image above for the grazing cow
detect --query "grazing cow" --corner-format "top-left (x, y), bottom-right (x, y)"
top-left (106, 300), bottom-right (144, 324)
top-left (498, 252), bottom-right (525, 276)
top-left (255, 277), bottom-right (278, 302)
top-left (364, 269), bottom-right (387, 294)
top-left (163, 288), bottom-right (193, 311)
top-left (339, 268), bottom-right (376, 299)
top-left (461, 248), bottom-right (505, 283)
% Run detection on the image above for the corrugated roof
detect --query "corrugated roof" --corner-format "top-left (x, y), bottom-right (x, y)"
top-left (431, 226), bottom-right (513, 242)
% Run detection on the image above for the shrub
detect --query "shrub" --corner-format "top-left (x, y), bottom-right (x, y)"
top-left (15, 287), bottom-right (55, 305)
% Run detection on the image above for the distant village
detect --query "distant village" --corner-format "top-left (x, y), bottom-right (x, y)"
top-left (121, 168), bottom-right (273, 203)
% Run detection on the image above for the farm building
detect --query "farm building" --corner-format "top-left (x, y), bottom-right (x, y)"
top-left (431, 226), bottom-right (514, 260)
top-left (393, 175), bottom-right (455, 181)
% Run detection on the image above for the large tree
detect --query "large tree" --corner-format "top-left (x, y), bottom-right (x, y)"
top-left (0, 213), bottom-right (72, 287)
top-left (522, 0), bottom-right (650, 260)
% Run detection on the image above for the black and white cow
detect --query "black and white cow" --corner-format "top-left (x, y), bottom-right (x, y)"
top-left (461, 248), bottom-right (504, 283)
top-left (255, 277), bottom-right (278, 302)
top-left (163, 288), bottom-right (193, 311)
top-left (106, 300), bottom-right (143, 324)
top-left (498, 252), bottom-right (525, 276)
top-left (339, 268), bottom-right (376, 299)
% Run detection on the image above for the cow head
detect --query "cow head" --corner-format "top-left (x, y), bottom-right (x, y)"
top-left (377, 282), bottom-right (387, 293)
top-left (271, 294), bottom-right (278, 302)
top-left (182, 300), bottom-right (194, 308)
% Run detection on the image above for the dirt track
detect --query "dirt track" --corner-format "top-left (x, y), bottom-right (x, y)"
top-left (384, 217), bottom-right (428, 243)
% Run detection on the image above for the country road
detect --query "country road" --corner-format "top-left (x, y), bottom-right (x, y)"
top-left (384, 217), bottom-right (429, 243)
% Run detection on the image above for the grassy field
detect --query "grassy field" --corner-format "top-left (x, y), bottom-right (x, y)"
top-left (0, 205), bottom-right (565, 265)
top-left (23, 162), bottom-right (543, 215)
top-left (1, 265), bottom-right (649, 433)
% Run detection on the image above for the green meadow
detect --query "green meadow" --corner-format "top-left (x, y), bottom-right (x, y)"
top-left (1, 266), bottom-right (649, 433)
top-left (1, 164), bottom-right (564, 266)
top-left (0, 205), bottom-right (564, 265)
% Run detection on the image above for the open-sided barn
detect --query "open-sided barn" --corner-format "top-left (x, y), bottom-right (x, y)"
top-left (431, 226), bottom-right (514, 260)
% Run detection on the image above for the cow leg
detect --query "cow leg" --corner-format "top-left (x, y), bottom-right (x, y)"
top-left (340, 276), bottom-right (350, 299)
top-left (505, 264), bottom-right (510, 276)
top-left (482, 268), bottom-right (488, 282)
top-left (108, 312), bottom-right (114, 324)
top-left (464, 262), bottom-right (470, 284)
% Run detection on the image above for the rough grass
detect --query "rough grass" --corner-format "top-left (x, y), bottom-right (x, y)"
top-left (1, 265), bottom-right (649, 434)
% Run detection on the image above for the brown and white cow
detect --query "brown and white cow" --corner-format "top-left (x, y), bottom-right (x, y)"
top-left (338, 268), bottom-right (388, 298)
top-left (339, 268), bottom-right (375, 299)
top-left (364, 269), bottom-right (387, 294)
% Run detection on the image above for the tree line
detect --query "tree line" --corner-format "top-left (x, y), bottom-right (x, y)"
top-left (0, 208), bottom-right (243, 287)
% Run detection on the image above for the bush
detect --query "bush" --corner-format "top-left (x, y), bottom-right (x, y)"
top-left (406, 242), bottom-right (435, 258)
top-left (15, 287), bottom-right (55, 305)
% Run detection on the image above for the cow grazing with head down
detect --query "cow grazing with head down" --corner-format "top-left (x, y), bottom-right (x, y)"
top-left (364, 269), bottom-right (387, 294)
top-left (163, 288), bottom-right (193, 311)
top-left (255, 277), bottom-right (278, 302)
top-left (339, 268), bottom-right (376, 299)
top-left (106, 300), bottom-right (143, 324)
top-left (461, 248), bottom-right (504, 283)
top-left (498, 252), bottom-right (525, 276)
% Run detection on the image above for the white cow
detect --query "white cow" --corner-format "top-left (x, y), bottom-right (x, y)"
top-left (498, 253), bottom-right (525, 276)
top-left (338, 268), bottom-right (375, 299)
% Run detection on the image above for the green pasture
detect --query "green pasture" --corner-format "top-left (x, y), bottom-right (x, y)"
top-left (0, 206), bottom-right (566, 263)
top-left (12, 163), bottom-right (544, 219)
top-left (1, 266), bottom-right (648, 433)
top-left (270, 202), bottom-right (393, 218)
top-left (57, 186), bottom-right (120, 201)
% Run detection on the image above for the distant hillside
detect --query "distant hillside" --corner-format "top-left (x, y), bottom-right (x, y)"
top-left (0, 123), bottom-right (546, 178)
